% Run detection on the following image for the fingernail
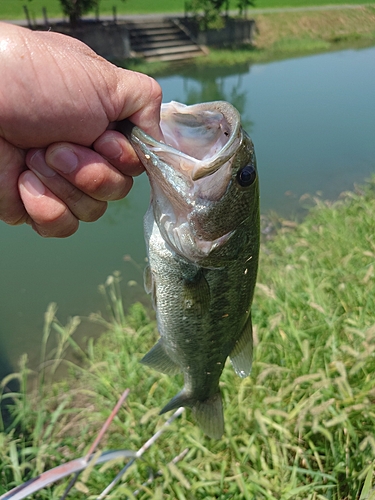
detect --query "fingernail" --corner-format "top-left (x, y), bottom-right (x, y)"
top-left (49, 147), bottom-right (78, 174)
top-left (22, 171), bottom-right (45, 198)
top-left (97, 138), bottom-right (122, 160)
top-left (29, 150), bottom-right (56, 177)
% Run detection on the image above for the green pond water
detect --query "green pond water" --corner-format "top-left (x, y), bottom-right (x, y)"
top-left (1, 46), bottom-right (375, 376)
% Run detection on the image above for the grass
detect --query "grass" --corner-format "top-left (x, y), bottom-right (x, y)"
top-left (1, 178), bottom-right (375, 498)
top-left (2, 0), bottom-right (375, 20)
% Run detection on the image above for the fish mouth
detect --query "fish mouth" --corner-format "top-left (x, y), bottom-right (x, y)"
top-left (118, 101), bottom-right (245, 262)
top-left (130, 101), bottom-right (241, 182)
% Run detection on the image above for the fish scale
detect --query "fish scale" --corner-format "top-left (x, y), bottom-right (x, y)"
top-left (117, 101), bottom-right (259, 439)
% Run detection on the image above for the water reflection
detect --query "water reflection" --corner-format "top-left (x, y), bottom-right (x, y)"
top-left (158, 46), bottom-right (375, 214)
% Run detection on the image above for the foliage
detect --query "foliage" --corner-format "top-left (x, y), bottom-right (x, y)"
top-left (185, 0), bottom-right (226, 30)
top-left (59, 0), bottom-right (99, 26)
top-left (237, 0), bottom-right (255, 18)
top-left (185, 0), bottom-right (256, 30)
top-left (2, 179), bottom-right (375, 497)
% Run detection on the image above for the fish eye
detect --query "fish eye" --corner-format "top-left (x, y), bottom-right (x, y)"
top-left (237, 164), bottom-right (256, 187)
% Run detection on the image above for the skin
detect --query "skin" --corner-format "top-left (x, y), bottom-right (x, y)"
top-left (0, 22), bottom-right (163, 237)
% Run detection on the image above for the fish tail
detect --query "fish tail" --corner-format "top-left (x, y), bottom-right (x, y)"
top-left (160, 390), bottom-right (224, 440)
top-left (192, 392), bottom-right (224, 440)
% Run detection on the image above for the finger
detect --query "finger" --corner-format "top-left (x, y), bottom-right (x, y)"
top-left (0, 137), bottom-right (27, 225)
top-left (44, 143), bottom-right (134, 201)
top-left (93, 130), bottom-right (144, 176)
top-left (18, 170), bottom-right (79, 238)
top-left (27, 149), bottom-right (107, 222)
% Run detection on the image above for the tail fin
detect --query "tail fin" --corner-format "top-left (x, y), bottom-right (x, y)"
top-left (192, 392), bottom-right (224, 439)
top-left (160, 390), bottom-right (224, 439)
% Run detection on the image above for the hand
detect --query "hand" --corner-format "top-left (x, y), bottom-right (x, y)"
top-left (0, 22), bottom-right (162, 237)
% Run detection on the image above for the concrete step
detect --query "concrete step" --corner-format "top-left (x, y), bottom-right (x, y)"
top-left (125, 18), bottom-right (207, 61)
top-left (130, 32), bottom-right (189, 42)
top-left (147, 51), bottom-right (204, 62)
top-left (139, 45), bottom-right (203, 57)
top-left (130, 35), bottom-right (191, 46)
top-left (130, 27), bottom-right (182, 36)
top-left (126, 19), bottom-right (176, 28)
top-left (133, 39), bottom-right (194, 50)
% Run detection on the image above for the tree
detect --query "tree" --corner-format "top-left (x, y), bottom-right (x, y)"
top-left (59, 0), bottom-right (99, 27)
top-left (186, 0), bottom-right (255, 30)
top-left (186, 0), bottom-right (225, 30)
top-left (237, 0), bottom-right (255, 19)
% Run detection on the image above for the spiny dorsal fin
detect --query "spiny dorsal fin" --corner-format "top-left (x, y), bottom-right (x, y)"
top-left (141, 339), bottom-right (180, 375)
top-left (230, 314), bottom-right (253, 378)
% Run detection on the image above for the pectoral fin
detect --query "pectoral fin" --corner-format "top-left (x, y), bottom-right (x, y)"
top-left (141, 339), bottom-right (180, 375)
top-left (230, 315), bottom-right (253, 378)
top-left (143, 265), bottom-right (152, 294)
top-left (144, 264), bottom-right (157, 309)
top-left (182, 269), bottom-right (210, 315)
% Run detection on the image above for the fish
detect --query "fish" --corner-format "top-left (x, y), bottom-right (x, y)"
top-left (117, 101), bottom-right (259, 439)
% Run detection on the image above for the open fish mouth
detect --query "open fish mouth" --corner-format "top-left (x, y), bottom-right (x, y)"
top-left (130, 101), bottom-right (242, 182)
top-left (117, 100), bottom-right (254, 262)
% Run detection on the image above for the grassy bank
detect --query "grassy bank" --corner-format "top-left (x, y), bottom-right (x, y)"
top-left (2, 0), bottom-right (375, 20)
top-left (1, 178), bottom-right (375, 498)
top-left (124, 5), bottom-right (375, 75)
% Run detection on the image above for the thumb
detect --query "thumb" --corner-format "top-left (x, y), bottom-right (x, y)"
top-left (111, 68), bottom-right (163, 141)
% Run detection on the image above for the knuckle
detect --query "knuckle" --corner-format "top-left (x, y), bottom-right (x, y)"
top-left (85, 172), bottom-right (131, 201)
top-left (34, 217), bottom-right (79, 238)
top-left (80, 201), bottom-right (107, 222)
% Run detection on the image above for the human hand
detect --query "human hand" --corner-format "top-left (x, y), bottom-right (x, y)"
top-left (0, 22), bottom-right (162, 237)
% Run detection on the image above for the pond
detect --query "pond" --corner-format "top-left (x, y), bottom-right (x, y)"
top-left (1, 45), bottom-right (375, 376)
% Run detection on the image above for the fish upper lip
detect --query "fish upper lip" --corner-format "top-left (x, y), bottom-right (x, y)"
top-left (129, 103), bottom-right (241, 181)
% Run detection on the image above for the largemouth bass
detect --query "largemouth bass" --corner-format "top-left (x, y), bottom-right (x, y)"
top-left (118, 101), bottom-right (259, 439)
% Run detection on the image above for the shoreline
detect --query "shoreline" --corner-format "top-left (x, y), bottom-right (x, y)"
top-left (123, 5), bottom-right (375, 74)
top-left (3, 5), bottom-right (375, 74)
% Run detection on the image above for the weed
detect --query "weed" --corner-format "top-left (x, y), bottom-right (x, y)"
top-left (2, 179), bottom-right (375, 497)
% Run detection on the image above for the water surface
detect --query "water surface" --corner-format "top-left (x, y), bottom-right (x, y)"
top-left (1, 46), bottom-right (374, 374)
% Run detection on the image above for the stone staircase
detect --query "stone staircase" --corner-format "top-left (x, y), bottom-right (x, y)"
top-left (125, 18), bottom-right (208, 62)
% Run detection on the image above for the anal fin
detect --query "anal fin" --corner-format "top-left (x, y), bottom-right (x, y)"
top-left (230, 314), bottom-right (253, 378)
top-left (141, 339), bottom-right (180, 375)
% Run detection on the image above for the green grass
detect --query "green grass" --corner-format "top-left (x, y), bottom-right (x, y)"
top-left (1, 0), bottom-right (375, 20)
top-left (1, 178), bottom-right (375, 498)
